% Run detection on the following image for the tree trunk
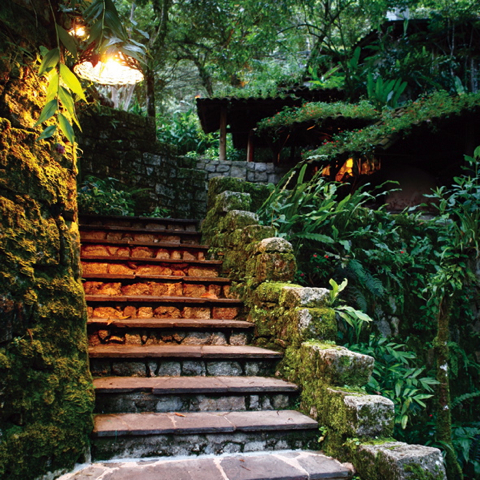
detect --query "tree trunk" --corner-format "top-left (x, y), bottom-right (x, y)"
top-left (434, 295), bottom-right (463, 480)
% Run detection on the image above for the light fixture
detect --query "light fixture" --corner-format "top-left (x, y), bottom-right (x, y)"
top-left (74, 51), bottom-right (144, 86)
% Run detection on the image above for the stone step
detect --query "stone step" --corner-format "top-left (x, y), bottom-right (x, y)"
top-left (88, 325), bottom-right (251, 347)
top-left (89, 345), bottom-right (281, 378)
top-left (89, 345), bottom-right (282, 359)
top-left (88, 317), bottom-right (253, 347)
top-left (85, 296), bottom-right (243, 323)
top-left (81, 237), bottom-right (209, 251)
top-left (91, 410), bottom-right (319, 460)
top-left (87, 303), bottom-right (242, 323)
top-left (88, 317), bottom-right (253, 329)
top-left (79, 214), bottom-right (199, 231)
top-left (81, 259), bottom-right (220, 277)
top-left (94, 376), bottom-right (298, 414)
top-left (60, 450), bottom-right (352, 480)
top-left (81, 227), bottom-right (201, 244)
top-left (81, 255), bottom-right (221, 266)
top-left (83, 278), bottom-right (234, 299)
top-left (83, 274), bottom-right (230, 283)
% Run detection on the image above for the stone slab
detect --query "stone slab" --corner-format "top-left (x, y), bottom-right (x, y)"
top-left (88, 318), bottom-right (252, 329)
top-left (81, 238), bottom-right (209, 250)
top-left (82, 255), bottom-right (222, 265)
top-left (89, 345), bottom-right (282, 359)
top-left (94, 376), bottom-right (298, 395)
top-left (225, 410), bottom-right (318, 431)
top-left (83, 275), bottom-right (231, 283)
top-left (279, 451), bottom-right (351, 479)
top-left (85, 295), bottom-right (242, 304)
top-left (220, 454), bottom-right (307, 480)
top-left (93, 410), bottom-right (317, 437)
top-left (59, 451), bottom-right (352, 480)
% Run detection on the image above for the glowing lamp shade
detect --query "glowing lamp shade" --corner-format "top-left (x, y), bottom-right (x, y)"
top-left (74, 53), bottom-right (144, 86)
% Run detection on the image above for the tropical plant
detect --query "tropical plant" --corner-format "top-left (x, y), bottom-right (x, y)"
top-left (348, 335), bottom-right (439, 431)
top-left (77, 175), bottom-right (144, 216)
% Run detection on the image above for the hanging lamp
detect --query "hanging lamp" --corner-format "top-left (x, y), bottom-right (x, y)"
top-left (74, 51), bottom-right (144, 86)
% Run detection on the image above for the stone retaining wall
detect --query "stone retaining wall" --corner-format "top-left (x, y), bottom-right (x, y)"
top-left (195, 158), bottom-right (287, 184)
top-left (78, 108), bottom-right (207, 219)
top-left (201, 176), bottom-right (447, 480)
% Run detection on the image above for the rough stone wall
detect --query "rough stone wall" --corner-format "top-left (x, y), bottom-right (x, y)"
top-left (78, 108), bottom-right (207, 219)
top-left (196, 158), bottom-right (287, 184)
top-left (0, 1), bottom-right (94, 479)
top-left (201, 176), bottom-right (447, 480)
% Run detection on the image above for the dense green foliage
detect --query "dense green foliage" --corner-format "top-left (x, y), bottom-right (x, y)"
top-left (258, 151), bottom-right (480, 478)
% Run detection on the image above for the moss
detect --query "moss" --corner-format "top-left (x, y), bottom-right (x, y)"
top-left (207, 176), bottom-right (272, 212)
top-left (0, 115), bottom-right (93, 478)
top-left (403, 463), bottom-right (444, 480)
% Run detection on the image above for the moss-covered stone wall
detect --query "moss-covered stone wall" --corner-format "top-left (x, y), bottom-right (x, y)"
top-left (0, 1), bottom-right (94, 478)
top-left (201, 176), bottom-right (447, 480)
top-left (77, 107), bottom-right (207, 219)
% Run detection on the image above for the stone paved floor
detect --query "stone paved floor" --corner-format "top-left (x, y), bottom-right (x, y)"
top-left (58, 450), bottom-right (353, 480)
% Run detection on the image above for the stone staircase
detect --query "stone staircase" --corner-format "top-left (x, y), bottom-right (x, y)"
top-left (79, 214), bottom-right (352, 479)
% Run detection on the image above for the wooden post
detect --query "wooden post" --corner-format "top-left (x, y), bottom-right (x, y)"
top-left (247, 129), bottom-right (255, 162)
top-left (219, 106), bottom-right (227, 161)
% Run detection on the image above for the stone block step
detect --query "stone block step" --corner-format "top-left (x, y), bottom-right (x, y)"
top-left (81, 245), bottom-right (211, 262)
top-left (91, 411), bottom-right (319, 460)
top-left (81, 227), bottom-right (201, 244)
top-left (81, 260), bottom-right (220, 278)
top-left (59, 450), bottom-right (352, 480)
top-left (88, 323), bottom-right (251, 347)
top-left (87, 303), bottom-right (242, 323)
top-left (94, 376), bottom-right (298, 394)
top-left (85, 294), bottom-right (241, 305)
top-left (83, 274), bottom-right (230, 284)
top-left (94, 376), bottom-right (298, 414)
top-left (81, 255), bottom-right (221, 266)
top-left (79, 214), bottom-right (199, 231)
top-left (83, 278), bottom-right (235, 300)
top-left (89, 345), bottom-right (282, 359)
top-left (88, 318), bottom-right (253, 329)
top-left (81, 237), bottom-right (209, 251)
top-left (89, 346), bottom-right (281, 378)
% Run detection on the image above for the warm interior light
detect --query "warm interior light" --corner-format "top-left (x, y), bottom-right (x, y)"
top-left (74, 53), bottom-right (144, 85)
top-left (70, 25), bottom-right (87, 38)
top-left (322, 157), bottom-right (381, 181)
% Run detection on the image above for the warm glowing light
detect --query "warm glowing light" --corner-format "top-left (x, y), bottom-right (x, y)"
top-left (74, 54), bottom-right (144, 85)
top-left (70, 26), bottom-right (87, 38)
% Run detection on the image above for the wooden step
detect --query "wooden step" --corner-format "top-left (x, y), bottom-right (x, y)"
top-left (89, 345), bottom-right (282, 359)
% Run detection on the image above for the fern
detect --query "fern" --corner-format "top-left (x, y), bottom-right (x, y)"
top-left (452, 391), bottom-right (480, 410)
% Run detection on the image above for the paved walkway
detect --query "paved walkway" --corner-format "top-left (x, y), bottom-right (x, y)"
top-left (58, 450), bottom-right (353, 480)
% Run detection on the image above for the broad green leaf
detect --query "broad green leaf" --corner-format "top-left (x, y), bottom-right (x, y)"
top-left (58, 87), bottom-right (81, 130)
top-left (34, 99), bottom-right (58, 127)
top-left (59, 64), bottom-right (86, 102)
top-left (57, 24), bottom-right (78, 59)
top-left (37, 125), bottom-right (57, 141)
top-left (39, 48), bottom-right (60, 75)
top-left (58, 113), bottom-right (75, 144)
top-left (45, 69), bottom-right (59, 103)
